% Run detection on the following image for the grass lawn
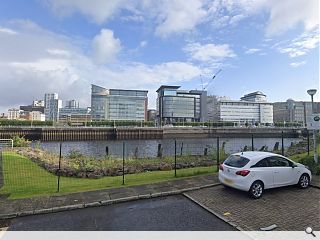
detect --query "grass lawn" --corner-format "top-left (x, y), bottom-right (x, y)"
top-left (289, 143), bottom-right (320, 162)
top-left (0, 152), bottom-right (217, 199)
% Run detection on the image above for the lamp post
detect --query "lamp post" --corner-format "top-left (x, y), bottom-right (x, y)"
top-left (307, 89), bottom-right (318, 163)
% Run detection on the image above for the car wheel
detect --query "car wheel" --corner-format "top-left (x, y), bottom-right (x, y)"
top-left (298, 174), bottom-right (310, 189)
top-left (249, 181), bottom-right (264, 199)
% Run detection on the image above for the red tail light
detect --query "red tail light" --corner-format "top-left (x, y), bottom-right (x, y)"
top-left (219, 164), bottom-right (224, 171)
top-left (236, 170), bottom-right (250, 176)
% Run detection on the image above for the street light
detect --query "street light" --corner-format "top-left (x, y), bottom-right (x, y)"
top-left (307, 89), bottom-right (318, 163)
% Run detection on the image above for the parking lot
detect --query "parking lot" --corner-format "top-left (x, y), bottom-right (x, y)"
top-left (185, 185), bottom-right (320, 231)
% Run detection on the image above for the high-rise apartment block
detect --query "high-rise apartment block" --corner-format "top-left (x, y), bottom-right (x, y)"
top-left (44, 93), bottom-right (62, 122)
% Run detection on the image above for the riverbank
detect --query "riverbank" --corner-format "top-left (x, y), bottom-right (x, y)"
top-left (0, 126), bottom-right (302, 141)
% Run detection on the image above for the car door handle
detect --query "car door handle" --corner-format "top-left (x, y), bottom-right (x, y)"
top-left (274, 171), bottom-right (279, 173)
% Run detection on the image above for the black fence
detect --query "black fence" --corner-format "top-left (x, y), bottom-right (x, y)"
top-left (0, 134), bottom-right (314, 199)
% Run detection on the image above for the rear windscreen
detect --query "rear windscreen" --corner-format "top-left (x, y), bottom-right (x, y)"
top-left (224, 155), bottom-right (250, 168)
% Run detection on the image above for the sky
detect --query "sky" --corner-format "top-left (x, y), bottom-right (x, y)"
top-left (0, 0), bottom-right (319, 113)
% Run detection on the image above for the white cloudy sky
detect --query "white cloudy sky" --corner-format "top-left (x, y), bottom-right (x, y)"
top-left (0, 0), bottom-right (319, 113)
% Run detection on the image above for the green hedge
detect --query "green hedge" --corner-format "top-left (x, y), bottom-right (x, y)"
top-left (87, 120), bottom-right (155, 127)
top-left (0, 119), bottom-right (53, 126)
top-left (172, 121), bottom-right (235, 127)
top-left (274, 122), bottom-right (303, 127)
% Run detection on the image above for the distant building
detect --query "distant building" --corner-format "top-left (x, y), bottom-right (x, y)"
top-left (208, 91), bottom-right (273, 125)
top-left (7, 108), bottom-right (20, 120)
top-left (147, 109), bottom-right (156, 122)
top-left (59, 107), bottom-right (91, 125)
top-left (29, 111), bottom-right (45, 121)
top-left (32, 100), bottom-right (45, 107)
top-left (91, 84), bottom-right (148, 121)
top-left (20, 100), bottom-right (45, 114)
top-left (273, 99), bottom-right (320, 126)
top-left (65, 100), bottom-right (79, 109)
top-left (156, 85), bottom-right (207, 125)
top-left (44, 93), bottom-right (62, 122)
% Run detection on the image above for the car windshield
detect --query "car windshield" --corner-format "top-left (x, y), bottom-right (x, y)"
top-left (224, 155), bottom-right (250, 168)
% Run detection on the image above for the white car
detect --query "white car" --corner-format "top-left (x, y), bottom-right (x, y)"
top-left (218, 151), bottom-right (312, 199)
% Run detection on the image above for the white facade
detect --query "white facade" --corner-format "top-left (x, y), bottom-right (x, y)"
top-left (32, 100), bottom-right (45, 107)
top-left (218, 100), bottom-right (273, 124)
top-left (208, 91), bottom-right (273, 125)
top-left (7, 108), bottom-right (20, 120)
top-left (30, 111), bottom-right (45, 121)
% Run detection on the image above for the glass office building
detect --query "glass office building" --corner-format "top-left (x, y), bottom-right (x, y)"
top-left (91, 84), bottom-right (148, 121)
top-left (156, 85), bottom-right (207, 125)
top-left (44, 93), bottom-right (62, 122)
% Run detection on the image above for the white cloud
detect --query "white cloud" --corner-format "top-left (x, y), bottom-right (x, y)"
top-left (0, 21), bottom-right (206, 112)
top-left (46, 0), bottom-right (128, 24)
top-left (277, 29), bottom-right (319, 58)
top-left (265, 0), bottom-right (319, 36)
top-left (184, 42), bottom-right (236, 62)
top-left (139, 41), bottom-right (147, 48)
top-left (0, 27), bottom-right (18, 35)
top-left (290, 61), bottom-right (306, 68)
top-left (92, 29), bottom-right (122, 64)
top-left (47, 48), bottom-right (71, 57)
top-left (245, 48), bottom-right (261, 54)
top-left (153, 0), bottom-right (207, 37)
top-left (45, 0), bottom-right (319, 38)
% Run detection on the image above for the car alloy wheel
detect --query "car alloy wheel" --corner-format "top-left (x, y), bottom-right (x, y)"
top-left (299, 174), bottom-right (309, 188)
top-left (250, 181), bottom-right (263, 199)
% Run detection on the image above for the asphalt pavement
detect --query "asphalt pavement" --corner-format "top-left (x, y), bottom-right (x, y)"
top-left (6, 195), bottom-right (235, 231)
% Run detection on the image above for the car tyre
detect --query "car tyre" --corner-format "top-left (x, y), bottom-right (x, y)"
top-left (298, 174), bottom-right (310, 189)
top-left (249, 181), bottom-right (264, 199)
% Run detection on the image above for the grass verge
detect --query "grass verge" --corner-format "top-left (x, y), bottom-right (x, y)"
top-left (0, 152), bottom-right (216, 199)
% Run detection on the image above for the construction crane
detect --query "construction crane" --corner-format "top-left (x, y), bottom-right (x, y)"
top-left (203, 69), bottom-right (222, 91)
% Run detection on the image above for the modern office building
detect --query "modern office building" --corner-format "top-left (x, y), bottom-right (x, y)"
top-left (273, 99), bottom-right (320, 126)
top-left (44, 93), bottom-right (62, 122)
top-left (91, 84), bottom-right (148, 121)
top-left (156, 85), bottom-right (207, 125)
top-left (208, 91), bottom-right (273, 125)
top-left (59, 106), bottom-right (91, 125)
top-left (7, 108), bottom-right (20, 120)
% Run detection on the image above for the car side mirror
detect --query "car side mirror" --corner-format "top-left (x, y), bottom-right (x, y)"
top-left (292, 164), bottom-right (297, 168)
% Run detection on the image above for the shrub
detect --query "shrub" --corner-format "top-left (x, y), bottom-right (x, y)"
top-left (12, 135), bottom-right (30, 147)
top-left (298, 156), bottom-right (320, 175)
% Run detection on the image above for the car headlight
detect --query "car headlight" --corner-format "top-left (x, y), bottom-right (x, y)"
top-left (305, 165), bottom-right (310, 170)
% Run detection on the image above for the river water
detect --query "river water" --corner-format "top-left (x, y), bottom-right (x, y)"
top-left (33, 137), bottom-right (302, 159)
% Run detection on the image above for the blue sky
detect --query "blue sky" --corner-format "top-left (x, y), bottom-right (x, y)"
top-left (0, 0), bottom-right (319, 112)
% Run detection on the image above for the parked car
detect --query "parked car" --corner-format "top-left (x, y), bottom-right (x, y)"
top-left (218, 151), bottom-right (312, 199)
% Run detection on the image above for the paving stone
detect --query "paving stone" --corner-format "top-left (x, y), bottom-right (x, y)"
top-left (185, 185), bottom-right (320, 231)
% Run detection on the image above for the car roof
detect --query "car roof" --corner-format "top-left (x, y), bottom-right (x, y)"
top-left (231, 151), bottom-right (282, 162)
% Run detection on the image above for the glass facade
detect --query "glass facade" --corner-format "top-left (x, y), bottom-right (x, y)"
top-left (91, 84), bottom-right (148, 121)
top-left (156, 85), bottom-right (207, 125)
